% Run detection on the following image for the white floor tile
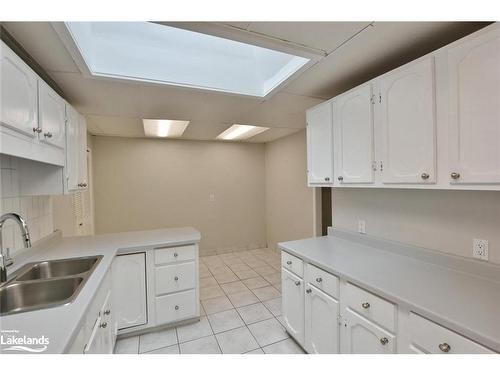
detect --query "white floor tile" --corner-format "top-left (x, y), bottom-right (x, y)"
top-left (214, 271), bottom-right (239, 284)
top-left (243, 276), bottom-right (270, 290)
top-left (200, 276), bottom-right (218, 288)
top-left (248, 318), bottom-right (289, 347)
top-left (207, 309), bottom-right (245, 333)
top-left (114, 336), bottom-right (139, 354)
top-left (176, 317), bottom-right (213, 343)
top-left (234, 269), bottom-right (260, 280)
top-left (227, 290), bottom-right (259, 307)
top-left (237, 303), bottom-right (273, 325)
top-left (143, 344), bottom-right (180, 354)
top-left (139, 328), bottom-right (177, 353)
top-left (180, 335), bottom-right (221, 354)
top-left (220, 280), bottom-right (248, 295)
top-left (200, 285), bottom-right (225, 300)
top-left (245, 348), bottom-right (265, 354)
top-left (263, 338), bottom-right (305, 354)
top-left (254, 266), bottom-right (277, 277)
top-left (263, 273), bottom-right (281, 285)
top-left (202, 295), bottom-right (234, 314)
top-left (252, 285), bottom-right (281, 301)
top-left (263, 297), bottom-right (282, 316)
top-left (216, 327), bottom-right (259, 354)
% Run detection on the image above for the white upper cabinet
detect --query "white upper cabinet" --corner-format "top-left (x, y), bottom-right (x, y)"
top-left (0, 41), bottom-right (38, 138)
top-left (39, 81), bottom-right (66, 149)
top-left (65, 105), bottom-right (88, 192)
top-left (447, 27), bottom-right (500, 185)
top-left (379, 57), bottom-right (436, 184)
top-left (306, 101), bottom-right (334, 186)
top-left (334, 84), bottom-right (375, 184)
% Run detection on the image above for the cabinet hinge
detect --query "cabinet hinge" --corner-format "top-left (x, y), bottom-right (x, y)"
top-left (379, 93), bottom-right (382, 103)
top-left (370, 95), bottom-right (375, 104)
top-left (380, 161), bottom-right (384, 172)
top-left (372, 161), bottom-right (378, 171)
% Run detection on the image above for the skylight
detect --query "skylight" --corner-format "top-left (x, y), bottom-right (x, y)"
top-left (64, 22), bottom-right (310, 97)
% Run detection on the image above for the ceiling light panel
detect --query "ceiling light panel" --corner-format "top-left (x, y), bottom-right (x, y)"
top-left (143, 119), bottom-right (190, 138)
top-left (216, 124), bottom-right (269, 141)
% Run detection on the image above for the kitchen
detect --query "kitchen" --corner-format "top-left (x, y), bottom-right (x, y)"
top-left (1, 1), bottom-right (499, 371)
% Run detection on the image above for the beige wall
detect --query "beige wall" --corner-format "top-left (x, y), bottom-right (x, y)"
top-left (332, 188), bottom-right (500, 264)
top-left (265, 130), bottom-right (315, 250)
top-left (92, 136), bottom-right (267, 255)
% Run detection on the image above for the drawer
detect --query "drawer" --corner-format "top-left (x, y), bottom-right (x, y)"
top-left (344, 282), bottom-right (396, 332)
top-left (155, 244), bottom-right (196, 265)
top-left (282, 251), bottom-right (304, 277)
top-left (305, 263), bottom-right (339, 298)
top-left (408, 313), bottom-right (494, 354)
top-left (155, 261), bottom-right (196, 295)
top-left (155, 289), bottom-right (197, 325)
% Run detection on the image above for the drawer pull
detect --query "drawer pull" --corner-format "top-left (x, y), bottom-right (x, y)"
top-left (450, 172), bottom-right (460, 180)
top-left (104, 309), bottom-right (111, 315)
top-left (439, 343), bottom-right (451, 353)
top-left (362, 302), bottom-right (370, 309)
top-left (315, 277), bottom-right (322, 283)
top-left (294, 281), bottom-right (301, 286)
top-left (306, 288), bottom-right (312, 294)
top-left (174, 276), bottom-right (179, 281)
top-left (174, 252), bottom-right (178, 258)
top-left (286, 260), bottom-right (292, 265)
top-left (380, 337), bottom-right (389, 345)
top-left (100, 322), bottom-right (107, 329)
top-left (174, 305), bottom-right (180, 310)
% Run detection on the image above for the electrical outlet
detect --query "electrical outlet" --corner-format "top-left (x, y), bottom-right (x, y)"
top-left (473, 239), bottom-right (489, 261)
top-left (358, 220), bottom-right (366, 234)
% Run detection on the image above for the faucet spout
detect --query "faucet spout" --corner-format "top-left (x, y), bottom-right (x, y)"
top-left (0, 212), bottom-right (31, 283)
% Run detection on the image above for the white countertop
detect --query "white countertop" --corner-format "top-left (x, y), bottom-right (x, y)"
top-left (278, 230), bottom-right (500, 352)
top-left (0, 227), bottom-right (200, 354)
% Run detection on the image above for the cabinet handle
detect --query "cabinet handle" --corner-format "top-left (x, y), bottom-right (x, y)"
top-left (104, 309), bottom-right (111, 315)
top-left (421, 172), bottom-right (430, 180)
top-left (324, 177), bottom-right (330, 182)
top-left (100, 322), bottom-right (107, 328)
top-left (362, 302), bottom-right (370, 309)
top-left (82, 183), bottom-right (87, 188)
top-left (315, 277), bottom-right (322, 283)
top-left (337, 176), bottom-right (344, 181)
top-left (32, 127), bottom-right (42, 133)
top-left (438, 343), bottom-right (451, 353)
top-left (286, 260), bottom-right (292, 265)
top-left (174, 252), bottom-right (178, 258)
top-left (380, 337), bottom-right (389, 345)
top-left (306, 288), bottom-right (312, 294)
top-left (174, 305), bottom-right (180, 310)
top-left (294, 281), bottom-right (301, 286)
top-left (450, 172), bottom-right (460, 180)
top-left (43, 132), bottom-right (53, 138)
top-left (174, 276), bottom-right (179, 281)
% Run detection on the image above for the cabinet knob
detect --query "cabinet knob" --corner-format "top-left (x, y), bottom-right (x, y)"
top-left (294, 281), bottom-right (301, 286)
top-left (100, 322), bottom-right (107, 329)
top-left (104, 309), bottom-right (111, 315)
top-left (44, 132), bottom-right (53, 138)
top-left (325, 177), bottom-right (330, 182)
top-left (173, 252), bottom-right (178, 258)
top-left (174, 305), bottom-right (180, 310)
top-left (337, 176), bottom-right (344, 181)
top-left (450, 172), bottom-right (460, 180)
top-left (315, 277), bottom-right (322, 283)
top-left (380, 337), bottom-right (389, 345)
top-left (82, 183), bottom-right (87, 188)
top-left (286, 260), bottom-right (292, 265)
top-left (438, 343), bottom-right (451, 353)
top-left (306, 288), bottom-right (312, 294)
top-left (33, 127), bottom-right (42, 133)
top-left (421, 172), bottom-right (430, 180)
top-left (174, 276), bottom-right (179, 281)
top-left (362, 302), bottom-right (370, 309)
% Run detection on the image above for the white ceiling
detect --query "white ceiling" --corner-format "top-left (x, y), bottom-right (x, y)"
top-left (1, 21), bottom-right (489, 143)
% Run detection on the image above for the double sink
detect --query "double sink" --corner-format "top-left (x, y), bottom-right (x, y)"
top-left (0, 255), bottom-right (102, 316)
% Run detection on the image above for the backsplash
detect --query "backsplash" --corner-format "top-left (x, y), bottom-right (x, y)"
top-left (1, 155), bottom-right (54, 255)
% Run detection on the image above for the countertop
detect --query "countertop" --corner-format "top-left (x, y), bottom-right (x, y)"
top-left (0, 227), bottom-right (200, 354)
top-left (278, 230), bottom-right (500, 352)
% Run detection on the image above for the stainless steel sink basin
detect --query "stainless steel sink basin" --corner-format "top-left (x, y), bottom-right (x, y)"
top-left (0, 277), bottom-right (84, 315)
top-left (16, 256), bottom-right (100, 281)
top-left (0, 255), bottom-right (103, 316)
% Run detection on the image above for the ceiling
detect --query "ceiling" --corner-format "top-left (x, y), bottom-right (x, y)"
top-left (1, 21), bottom-right (490, 143)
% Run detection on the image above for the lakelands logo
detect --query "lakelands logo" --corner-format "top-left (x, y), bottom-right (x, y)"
top-left (1, 330), bottom-right (50, 353)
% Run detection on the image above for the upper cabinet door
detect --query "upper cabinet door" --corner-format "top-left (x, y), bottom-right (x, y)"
top-left (78, 114), bottom-right (88, 186)
top-left (334, 84), bottom-right (374, 184)
top-left (0, 41), bottom-right (38, 137)
top-left (379, 57), bottom-right (436, 184)
top-left (448, 28), bottom-right (500, 184)
top-left (39, 81), bottom-right (66, 149)
top-left (306, 101), bottom-right (334, 186)
top-left (65, 105), bottom-right (80, 191)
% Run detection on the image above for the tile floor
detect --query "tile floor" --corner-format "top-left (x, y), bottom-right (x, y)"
top-left (114, 248), bottom-right (305, 354)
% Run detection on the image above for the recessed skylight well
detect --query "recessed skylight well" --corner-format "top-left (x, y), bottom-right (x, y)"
top-left (143, 119), bottom-right (189, 138)
top-left (64, 22), bottom-right (310, 97)
top-left (216, 125), bottom-right (269, 141)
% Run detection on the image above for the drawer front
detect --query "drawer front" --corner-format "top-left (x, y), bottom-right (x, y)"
top-left (344, 282), bottom-right (396, 332)
top-left (281, 251), bottom-right (304, 277)
top-left (155, 261), bottom-right (196, 295)
top-left (155, 289), bottom-right (197, 325)
top-left (305, 263), bottom-right (339, 298)
top-left (155, 245), bottom-right (196, 265)
top-left (408, 313), bottom-right (494, 354)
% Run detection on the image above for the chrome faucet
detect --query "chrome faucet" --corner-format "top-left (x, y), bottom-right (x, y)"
top-left (0, 213), bottom-right (31, 283)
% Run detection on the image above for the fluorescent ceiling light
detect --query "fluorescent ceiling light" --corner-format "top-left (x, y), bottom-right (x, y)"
top-left (64, 22), bottom-right (310, 97)
top-left (143, 119), bottom-right (189, 138)
top-left (216, 125), bottom-right (269, 141)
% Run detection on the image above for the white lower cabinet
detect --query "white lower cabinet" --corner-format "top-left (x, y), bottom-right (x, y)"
top-left (304, 284), bottom-right (339, 354)
top-left (282, 268), bottom-right (305, 345)
top-left (112, 253), bottom-right (147, 330)
top-left (341, 308), bottom-right (396, 354)
top-left (155, 289), bottom-right (197, 325)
